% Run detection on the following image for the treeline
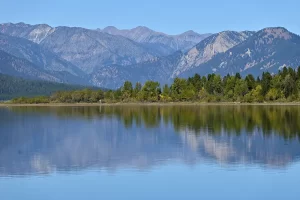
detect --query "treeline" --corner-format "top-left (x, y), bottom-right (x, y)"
top-left (0, 73), bottom-right (99, 100)
top-left (11, 66), bottom-right (300, 103)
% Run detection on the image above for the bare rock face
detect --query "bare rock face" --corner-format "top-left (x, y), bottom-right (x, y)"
top-left (0, 22), bottom-right (55, 44)
top-left (181, 27), bottom-right (300, 77)
top-left (39, 27), bottom-right (158, 74)
top-left (172, 31), bottom-right (254, 78)
top-left (26, 24), bottom-right (55, 44)
top-left (127, 31), bottom-right (253, 84)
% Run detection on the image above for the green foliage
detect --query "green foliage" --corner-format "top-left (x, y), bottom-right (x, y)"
top-left (0, 73), bottom-right (99, 100)
top-left (8, 67), bottom-right (300, 104)
top-left (265, 88), bottom-right (283, 101)
top-left (188, 74), bottom-right (202, 91)
top-left (283, 75), bottom-right (296, 98)
top-left (12, 96), bottom-right (50, 104)
top-left (261, 72), bottom-right (272, 95)
top-left (234, 79), bottom-right (248, 98)
top-left (170, 78), bottom-right (196, 101)
top-left (270, 74), bottom-right (282, 89)
top-left (121, 81), bottom-right (133, 101)
top-left (245, 74), bottom-right (256, 90)
top-left (297, 66), bottom-right (300, 80)
top-left (139, 81), bottom-right (160, 102)
top-left (244, 85), bottom-right (264, 103)
top-left (133, 82), bottom-right (142, 98)
top-left (161, 84), bottom-right (172, 102)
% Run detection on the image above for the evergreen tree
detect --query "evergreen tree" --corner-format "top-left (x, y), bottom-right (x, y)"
top-left (235, 73), bottom-right (241, 80)
top-left (245, 74), bottom-right (256, 91)
top-left (190, 73), bottom-right (202, 92)
top-left (283, 75), bottom-right (296, 98)
top-left (121, 81), bottom-right (133, 100)
top-left (261, 72), bottom-right (272, 95)
top-left (297, 66), bottom-right (300, 80)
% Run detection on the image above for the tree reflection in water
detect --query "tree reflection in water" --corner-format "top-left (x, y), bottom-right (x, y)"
top-left (0, 105), bottom-right (299, 176)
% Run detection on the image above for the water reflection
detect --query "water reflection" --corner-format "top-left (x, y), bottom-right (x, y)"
top-left (0, 105), bottom-right (299, 176)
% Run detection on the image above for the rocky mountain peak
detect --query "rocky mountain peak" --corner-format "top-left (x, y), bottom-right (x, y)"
top-left (179, 27), bottom-right (300, 78)
top-left (197, 31), bottom-right (252, 54)
top-left (12, 22), bottom-right (31, 28)
top-left (180, 30), bottom-right (198, 35)
top-left (0, 22), bottom-right (55, 44)
top-left (99, 25), bottom-right (211, 55)
top-left (101, 26), bottom-right (120, 34)
top-left (28, 24), bottom-right (55, 44)
top-left (261, 27), bottom-right (292, 40)
top-left (177, 30), bottom-right (203, 42)
top-left (133, 26), bottom-right (157, 33)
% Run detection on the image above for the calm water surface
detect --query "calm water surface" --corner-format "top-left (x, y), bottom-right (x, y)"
top-left (0, 105), bottom-right (299, 199)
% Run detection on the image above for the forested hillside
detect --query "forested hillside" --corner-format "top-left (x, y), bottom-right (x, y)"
top-left (0, 73), bottom-right (98, 100)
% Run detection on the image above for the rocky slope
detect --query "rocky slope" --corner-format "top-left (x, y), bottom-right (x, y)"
top-left (90, 51), bottom-right (183, 88)
top-left (172, 31), bottom-right (254, 77)
top-left (0, 23), bottom-right (159, 74)
top-left (115, 31), bottom-right (254, 86)
top-left (0, 49), bottom-right (60, 82)
top-left (0, 49), bottom-right (88, 85)
top-left (100, 26), bottom-right (211, 55)
top-left (39, 26), bottom-right (159, 74)
top-left (0, 22), bottom-right (55, 44)
top-left (181, 27), bottom-right (300, 77)
top-left (0, 33), bottom-right (83, 76)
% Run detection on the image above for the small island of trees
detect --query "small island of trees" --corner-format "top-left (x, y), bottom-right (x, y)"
top-left (10, 66), bottom-right (300, 104)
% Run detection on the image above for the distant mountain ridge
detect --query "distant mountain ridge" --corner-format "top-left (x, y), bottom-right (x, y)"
top-left (99, 26), bottom-right (211, 55)
top-left (1, 22), bottom-right (300, 88)
top-left (0, 32), bottom-right (83, 76)
top-left (0, 49), bottom-right (60, 82)
top-left (180, 27), bottom-right (300, 78)
top-left (122, 27), bottom-right (300, 85)
top-left (0, 22), bottom-right (55, 44)
top-left (0, 23), bottom-right (159, 73)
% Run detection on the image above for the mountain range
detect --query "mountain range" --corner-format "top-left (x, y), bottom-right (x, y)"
top-left (98, 26), bottom-right (211, 55)
top-left (0, 22), bottom-right (300, 88)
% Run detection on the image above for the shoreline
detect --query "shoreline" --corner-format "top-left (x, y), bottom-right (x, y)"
top-left (1, 102), bottom-right (300, 107)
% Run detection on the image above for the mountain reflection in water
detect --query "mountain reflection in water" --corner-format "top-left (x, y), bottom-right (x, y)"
top-left (0, 105), bottom-right (299, 176)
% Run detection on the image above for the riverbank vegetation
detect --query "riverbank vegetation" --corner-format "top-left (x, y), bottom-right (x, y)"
top-left (9, 67), bottom-right (300, 104)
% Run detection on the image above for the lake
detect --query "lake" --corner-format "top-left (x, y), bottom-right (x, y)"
top-left (0, 105), bottom-right (299, 199)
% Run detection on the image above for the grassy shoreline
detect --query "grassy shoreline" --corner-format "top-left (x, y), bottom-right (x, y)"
top-left (1, 102), bottom-right (300, 107)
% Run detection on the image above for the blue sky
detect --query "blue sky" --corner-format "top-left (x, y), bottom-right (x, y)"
top-left (1, 0), bottom-right (299, 35)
